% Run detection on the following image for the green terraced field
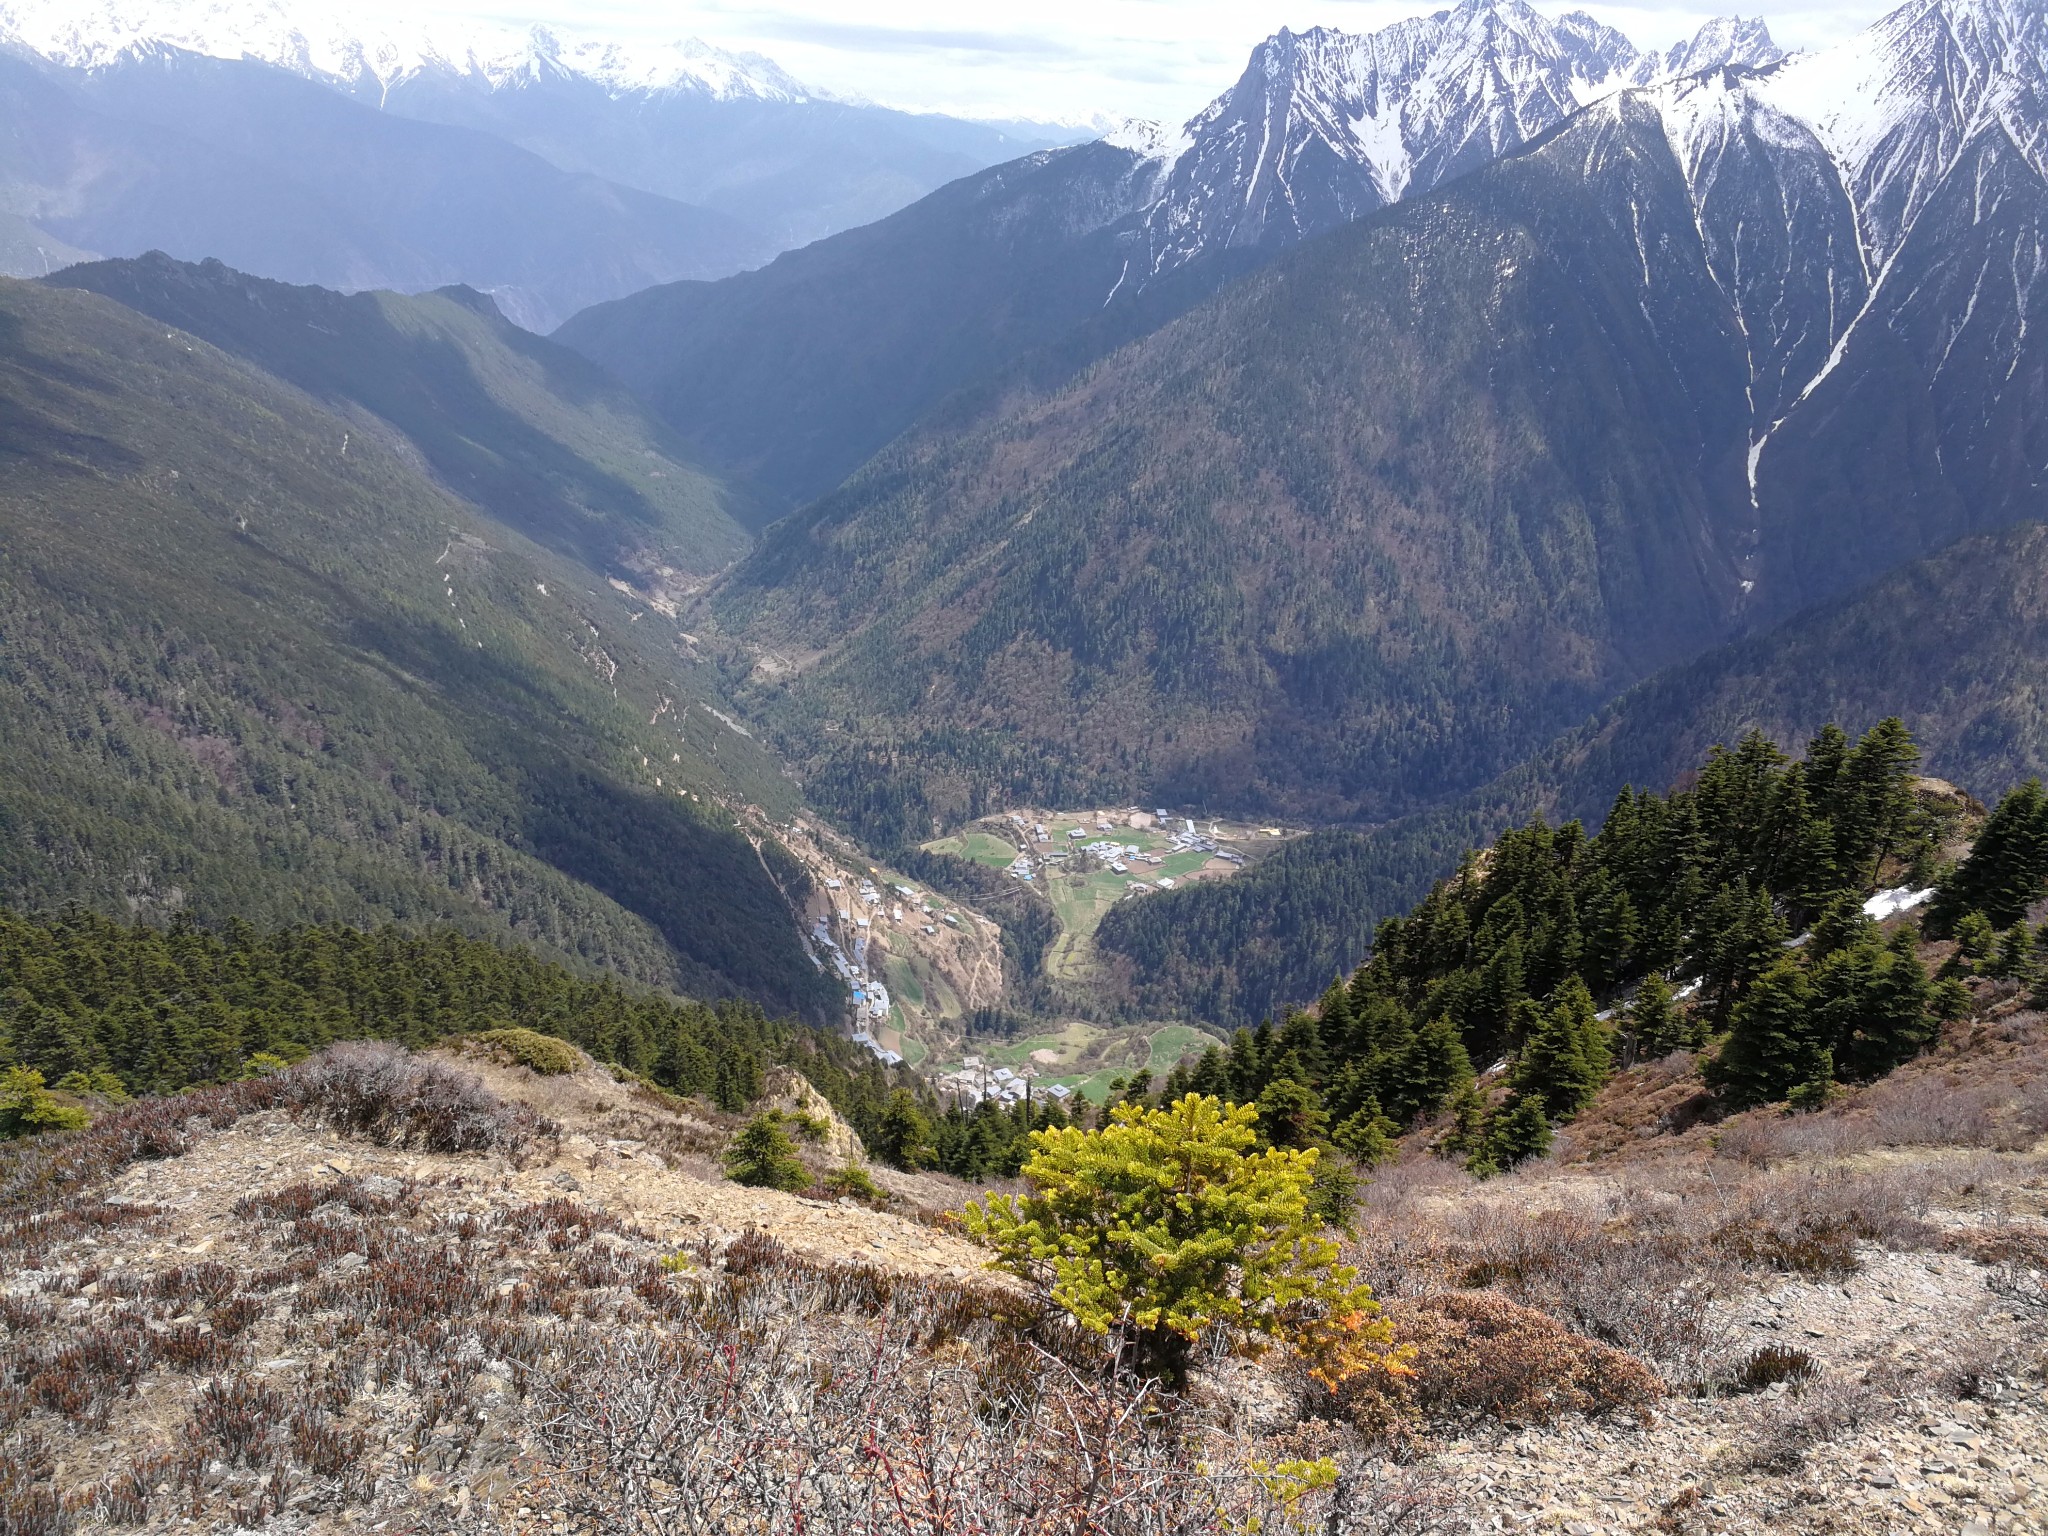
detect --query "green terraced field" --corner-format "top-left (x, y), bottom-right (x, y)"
top-left (1147, 1024), bottom-right (1224, 1071)
top-left (928, 812), bottom-right (1251, 990)
top-left (884, 954), bottom-right (927, 1009)
top-left (927, 830), bottom-right (1023, 869)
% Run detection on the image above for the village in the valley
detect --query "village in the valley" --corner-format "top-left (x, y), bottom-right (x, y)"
top-left (771, 805), bottom-right (1291, 1107)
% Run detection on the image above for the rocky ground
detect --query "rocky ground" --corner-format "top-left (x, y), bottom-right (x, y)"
top-left (4, 1028), bottom-right (2046, 1535)
top-left (1425, 1243), bottom-right (2048, 1534)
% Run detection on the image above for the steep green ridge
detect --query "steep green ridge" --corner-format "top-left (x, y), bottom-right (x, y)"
top-left (1097, 520), bottom-right (2048, 1029)
top-left (0, 278), bottom-right (830, 1019)
top-left (710, 101), bottom-right (1756, 836)
top-left (48, 253), bottom-right (751, 578)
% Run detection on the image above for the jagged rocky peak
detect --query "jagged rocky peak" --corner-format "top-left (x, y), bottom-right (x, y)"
top-left (0, 0), bottom-right (814, 100)
top-left (1758, 0), bottom-right (2048, 263)
top-left (1097, 116), bottom-right (1192, 164)
top-left (1126, 0), bottom-right (1787, 277)
top-left (1641, 15), bottom-right (1784, 79)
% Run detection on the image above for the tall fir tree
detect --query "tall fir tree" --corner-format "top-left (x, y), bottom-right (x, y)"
top-left (1622, 971), bottom-right (1690, 1060)
top-left (1509, 981), bottom-right (1608, 1120)
top-left (1476, 1091), bottom-right (1552, 1175)
top-left (1837, 926), bottom-right (1938, 1080)
top-left (1703, 957), bottom-right (1826, 1108)
top-left (1931, 780), bottom-right (2048, 934)
top-left (1829, 718), bottom-right (1922, 886)
top-left (1693, 880), bottom-right (1789, 1023)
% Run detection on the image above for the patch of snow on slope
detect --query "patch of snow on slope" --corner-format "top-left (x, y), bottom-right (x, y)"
top-left (1356, 96), bottom-right (1413, 202)
top-left (1099, 117), bottom-right (1192, 168)
top-left (1864, 886), bottom-right (1936, 920)
top-left (1756, 14), bottom-right (1912, 176)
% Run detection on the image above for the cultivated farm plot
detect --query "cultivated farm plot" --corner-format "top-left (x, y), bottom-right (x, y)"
top-left (884, 953), bottom-right (929, 1011)
top-left (1063, 1025), bottom-right (1225, 1102)
top-left (1146, 1024), bottom-right (1220, 1073)
top-left (927, 830), bottom-right (1024, 870)
top-left (913, 808), bottom-right (1273, 1095)
top-left (1045, 868), bottom-right (1142, 981)
top-left (934, 809), bottom-right (1256, 985)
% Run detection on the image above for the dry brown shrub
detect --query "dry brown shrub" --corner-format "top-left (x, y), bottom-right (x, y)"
top-left (1734, 1373), bottom-right (1877, 1472)
top-left (1726, 1344), bottom-right (1818, 1393)
top-left (1860, 1074), bottom-right (2012, 1148)
top-left (1932, 1330), bottom-right (2029, 1399)
top-left (1712, 1013), bottom-right (2048, 1167)
top-left (1942, 1220), bottom-right (2048, 1270)
top-left (2016, 1069), bottom-right (2048, 1140)
top-left (1339, 1291), bottom-right (1661, 1434)
top-left (1703, 1163), bottom-right (1937, 1277)
top-left (279, 1043), bottom-right (556, 1158)
top-left (0, 1430), bottom-right (61, 1536)
top-left (1348, 1188), bottom-right (1728, 1382)
top-left (527, 1278), bottom-right (1465, 1536)
top-left (1708, 1212), bottom-right (1871, 1277)
top-left (1984, 1249), bottom-right (2048, 1313)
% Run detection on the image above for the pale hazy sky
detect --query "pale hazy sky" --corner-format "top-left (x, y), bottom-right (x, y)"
top-left (442, 0), bottom-right (1899, 125)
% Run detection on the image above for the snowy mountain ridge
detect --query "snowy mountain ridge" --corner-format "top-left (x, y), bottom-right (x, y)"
top-left (1080, 0), bottom-right (2048, 437)
top-left (1757, 0), bottom-right (2048, 266)
top-left (0, 0), bottom-right (814, 101)
top-left (1107, 0), bottom-right (1786, 277)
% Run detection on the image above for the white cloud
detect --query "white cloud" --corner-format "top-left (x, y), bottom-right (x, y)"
top-left (423, 0), bottom-right (1901, 124)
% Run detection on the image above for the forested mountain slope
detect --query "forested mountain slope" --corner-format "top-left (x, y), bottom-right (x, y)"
top-left (1140, 717), bottom-right (1976, 1170)
top-left (709, 99), bottom-right (1770, 837)
top-left (0, 279), bottom-right (832, 1019)
top-left (0, 911), bottom-right (896, 1122)
top-left (46, 253), bottom-right (750, 580)
top-left (700, 0), bottom-right (2048, 844)
top-left (1096, 519), bottom-right (2048, 1029)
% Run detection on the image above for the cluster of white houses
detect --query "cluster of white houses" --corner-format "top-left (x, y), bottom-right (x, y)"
top-left (998, 808), bottom-right (1244, 895)
top-left (848, 1029), bottom-right (903, 1068)
top-left (807, 867), bottom-right (980, 1070)
top-left (933, 1055), bottom-right (1076, 1108)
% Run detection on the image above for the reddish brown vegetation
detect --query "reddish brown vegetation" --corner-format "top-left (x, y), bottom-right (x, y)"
top-left (1342, 1291), bottom-right (1662, 1432)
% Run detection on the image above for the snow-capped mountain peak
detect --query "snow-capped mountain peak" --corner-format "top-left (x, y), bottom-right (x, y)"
top-left (1758, 0), bottom-right (2048, 265)
top-left (1118, 0), bottom-right (1786, 280)
top-left (1639, 15), bottom-right (1784, 81)
top-left (0, 0), bottom-right (814, 101)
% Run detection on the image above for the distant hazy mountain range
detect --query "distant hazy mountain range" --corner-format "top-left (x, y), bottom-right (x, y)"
top-left (0, 0), bottom-right (1070, 327)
